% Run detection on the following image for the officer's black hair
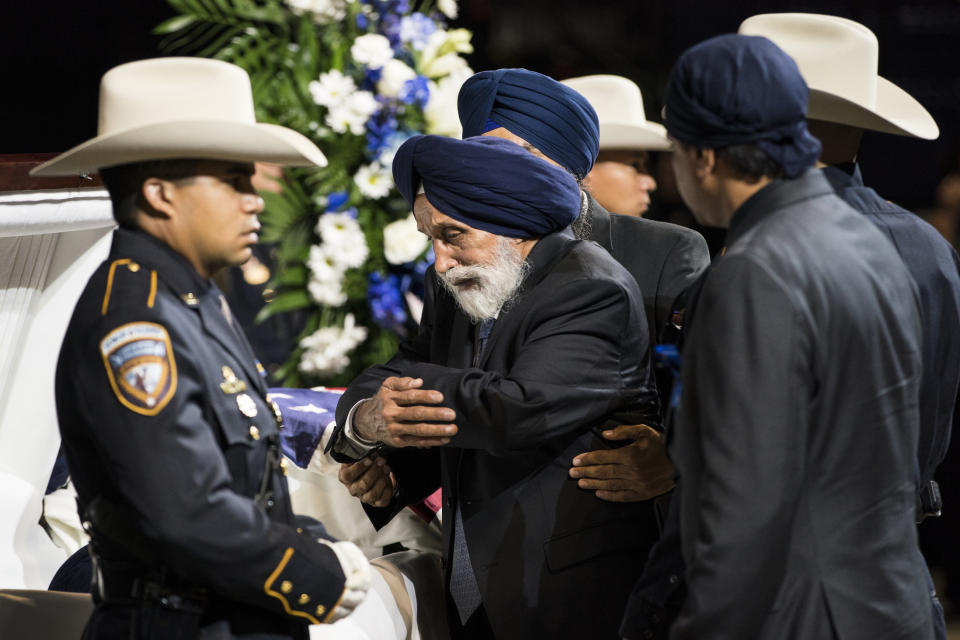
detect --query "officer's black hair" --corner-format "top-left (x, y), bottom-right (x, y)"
top-left (99, 159), bottom-right (203, 228)
top-left (715, 144), bottom-right (784, 183)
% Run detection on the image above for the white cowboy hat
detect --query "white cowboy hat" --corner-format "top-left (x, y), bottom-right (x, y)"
top-left (561, 75), bottom-right (671, 151)
top-left (739, 13), bottom-right (938, 139)
top-left (32, 57), bottom-right (328, 176)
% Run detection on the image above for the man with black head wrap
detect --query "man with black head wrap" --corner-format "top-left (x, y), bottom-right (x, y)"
top-left (327, 134), bottom-right (661, 639)
top-left (641, 34), bottom-right (932, 639)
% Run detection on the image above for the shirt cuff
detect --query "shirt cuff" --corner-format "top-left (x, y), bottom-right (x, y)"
top-left (343, 399), bottom-right (380, 452)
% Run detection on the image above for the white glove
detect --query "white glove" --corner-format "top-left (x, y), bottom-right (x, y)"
top-left (317, 539), bottom-right (372, 622)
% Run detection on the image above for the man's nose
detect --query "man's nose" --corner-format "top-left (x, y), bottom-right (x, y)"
top-left (639, 173), bottom-right (658, 193)
top-left (244, 192), bottom-right (265, 214)
top-left (433, 242), bottom-right (458, 274)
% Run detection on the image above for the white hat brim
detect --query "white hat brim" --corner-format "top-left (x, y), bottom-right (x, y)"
top-left (808, 76), bottom-right (939, 140)
top-left (598, 122), bottom-right (671, 151)
top-left (31, 120), bottom-right (328, 176)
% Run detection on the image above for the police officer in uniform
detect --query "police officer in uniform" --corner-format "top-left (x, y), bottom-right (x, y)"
top-left (33, 57), bottom-right (370, 639)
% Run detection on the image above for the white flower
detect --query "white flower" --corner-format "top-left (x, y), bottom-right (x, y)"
top-left (285, 0), bottom-right (348, 24)
top-left (383, 214), bottom-right (430, 265)
top-left (306, 245), bottom-right (348, 306)
top-left (377, 59), bottom-right (417, 98)
top-left (424, 66), bottom-right (472, 137)
top-left (298, 314), bottom-right (368, 377)
top-left (345, 90), bottom-right (378, 120)
top-left (307, 278), bottom-right (348, 307)
top-left (437, 0), bottom-right (458, 19)
top-left (324, 90), bottom-right (377, 135)
top-left (325, 103), bottom-right (366, 135)
top-left (309, 69), bottom-right (356, 108)
top-left (316, 213), bottom-right (369, 269)
top-left (418, 29), bottom-right (473, 78)
top-left (350, 33), bottom-right (394, 69)
top-left (422, 52), bottom-right (469, 79)
top-left (354, 163), bottom-right (393, 200)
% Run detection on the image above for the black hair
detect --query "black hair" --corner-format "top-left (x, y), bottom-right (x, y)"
top-left (715, 144), bottom-right (783, 183)
top-left (99, 159), bottom-right (203, 228)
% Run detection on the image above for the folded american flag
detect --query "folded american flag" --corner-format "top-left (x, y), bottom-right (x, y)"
top-left (268, 386), bottom-right (441, 523)
top-left (268, 387), bottom-right (343, 468)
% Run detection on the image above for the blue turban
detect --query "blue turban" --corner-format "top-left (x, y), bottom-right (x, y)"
top-left (458, 68), bottom-right (599, 177)
top-left (392, 135), bottom-right (581, 239)
top-left (664, 34), bottom-right (821, 178)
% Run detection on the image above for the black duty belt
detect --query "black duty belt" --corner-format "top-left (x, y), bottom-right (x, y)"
top-left (95, 564), bottom-right (207, 614)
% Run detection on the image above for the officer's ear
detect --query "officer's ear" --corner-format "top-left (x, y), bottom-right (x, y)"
top-left (139, 177), bottom-right (178, 220)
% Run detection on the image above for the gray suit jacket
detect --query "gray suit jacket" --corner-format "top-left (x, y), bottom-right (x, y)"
top-left (672, 170), bottom-right (933, 640)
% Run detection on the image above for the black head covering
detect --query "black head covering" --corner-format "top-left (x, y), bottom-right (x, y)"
top-left (664, 34), bottom-right (822, 178)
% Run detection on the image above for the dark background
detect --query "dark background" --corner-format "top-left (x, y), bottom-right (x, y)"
top-left (5, 0), bottom-right (960, 209)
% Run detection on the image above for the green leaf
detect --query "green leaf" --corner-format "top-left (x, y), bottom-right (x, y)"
top-left (255, 290), bottom-right (312, 322)
top-left (154, 14), bottom-right (198, 34)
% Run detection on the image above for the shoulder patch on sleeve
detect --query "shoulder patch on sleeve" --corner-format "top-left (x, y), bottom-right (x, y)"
top-left (100, 322), bottom-right (177, 416)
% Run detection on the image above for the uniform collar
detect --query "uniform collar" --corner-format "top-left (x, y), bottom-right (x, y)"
top-left (725, 168), bottom-right (835, 249)
top-left (822, 162), bottom-right (865, 191)
top-left (110, 227), bottom-right (211, 300)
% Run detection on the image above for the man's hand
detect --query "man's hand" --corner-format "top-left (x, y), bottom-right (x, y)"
top-left (569, 424), bottom-right (675, 502)
top-left (339, 453), bottom-right (397, 508)
top-left (354, 376), bottom-right (457, 447)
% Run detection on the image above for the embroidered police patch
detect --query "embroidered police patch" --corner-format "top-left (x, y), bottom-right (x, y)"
top-left (100, 322), bottom-right (177, 416)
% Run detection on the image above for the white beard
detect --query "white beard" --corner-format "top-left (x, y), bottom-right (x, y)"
top-left (437, 237), bottom-right (529, 323)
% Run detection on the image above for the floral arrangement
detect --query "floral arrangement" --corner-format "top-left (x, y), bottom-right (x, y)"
top-left (158, 0), bottom-right (473, 385)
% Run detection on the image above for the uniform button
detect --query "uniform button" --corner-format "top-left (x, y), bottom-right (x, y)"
top-left (280, 458), bottom-right (289, 475)
top-left (315, 604), bottom-right (326, 617)
top-left (298, 593), bottom-right (310, 605)
top-left (296, 528), bottom-right (303, 534)
top-left (249, 426), bottom-right (260, 440)
top-left (281, 580), bottom-right (293, 594)
top-left (266, 498), bottom-right (275, 509)
top-left (668, 574), bottom-right (679, 585)
top-left (127, 262), bottom-right (140, 272)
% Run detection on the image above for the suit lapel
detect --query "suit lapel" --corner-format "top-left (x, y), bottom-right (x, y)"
top-left (475, 228), bottom-right (575, 369)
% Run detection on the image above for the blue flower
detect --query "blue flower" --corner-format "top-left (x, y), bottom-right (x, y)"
top-left (376, 129), bottom-right (418, 165)
top-left (380, 13), bottom-right (403, 49)
top-left (365, 113), bottom-right (400, 155)
top-left (361, 66), bottom-right (383, 92)
top-left (356, 12), bottom-right (368, 29)
top-left (325, 191), bottom-right (349, 212)
top-left (368, 272), bottom-right (408, 334)
top-left (398, 75), bottom-right (431, 106)
top-left (399, 13), bottom-right (436, 50)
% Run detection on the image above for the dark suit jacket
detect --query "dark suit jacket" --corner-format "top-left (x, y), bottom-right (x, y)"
top-left (824, 164), bottom-right (960, 493)
top-left (584, 195), bottom-right (709, 342)
top-left (671, 171), bottom-right (932, 639)
top-left (330, 228), bottom-right (661, 640)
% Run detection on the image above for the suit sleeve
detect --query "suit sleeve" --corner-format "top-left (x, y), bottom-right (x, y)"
top-left (406, 276), bottom-right (658, 454)
top-left (67, 311), bottom-right (348, 624)
top-left (671, 256), bottom-right (810, 640)
top-left (656, 230), bottom-right (710, 338)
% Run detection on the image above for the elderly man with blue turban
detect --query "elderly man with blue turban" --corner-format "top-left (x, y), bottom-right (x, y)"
top-left (327, 133), bottom-right (661, 639)
top-left (457, 67), bottom-right (709, 510)
top-left (639, 34), bottom-right (933, 640)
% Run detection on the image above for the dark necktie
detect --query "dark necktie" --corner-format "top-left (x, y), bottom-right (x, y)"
top-left (450, 318), bottom-right (496, 623)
